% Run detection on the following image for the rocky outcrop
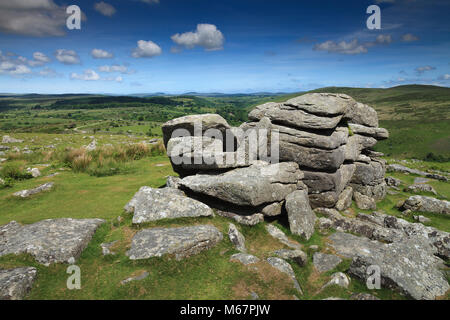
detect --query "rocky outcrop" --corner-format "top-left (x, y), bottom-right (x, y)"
top-left (126, 225), bottom-right (223, 260)
top-left (328, 232), bottom-right (449, 300)
top-left (285, 190), bottom-right (316, 240)
top-left (124, 186), bottom-right (213, 224)
top-left (387, 164), bottom-right (448, 182)
top-left (0, 267), bottom-right (37, 300)
top-left (402, 196), bottom-right (450, 215)
top-left (0, 218), bottom-right (105, 265)
top-left (404, 184), bottom-right (437, 195)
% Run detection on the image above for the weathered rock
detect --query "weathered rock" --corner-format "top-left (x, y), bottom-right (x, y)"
top-left (0, 218), bottom-right (105, 265)
top-left (353, 192), bottom-right (376, 210)
top-left (303, 164), bottom-right (355, 195)
top-left (2, 136), bottom-right (23, 144)
top-left (228, 223), bottom-right (246, 253)
top-left (351, 181), bottom-right (387, 200)
top-left (265, 224), bottom-right (302, 250)
top-left (414, 177), bottom-right (430, 184)
top-left (322, 272), bottom-right (350, 289)
top-left (328, 232), bottom-right (449, 300)
top-left (413, 215), bottom-right (431, 224)
top-left (348, 123), bottom-right (389, 140)
top-left (387, 164), bottom-right (448, 182)
top-left (313, 252), bottom-right (342, 273)
top-left (279, 144), bottom-right (346, 171)
top-left (267, 257), bottom-right (303, 294)
top-left (0, 145), bottom-right (10, 151)
top-left (285, 190), bottom-right (316, 240)
top-left (230, 253), bottom-right (260, 265)
top-left (249, 102), bottom-right (343, 130)
top-left (0, 267), bottom-right (37, 300)
top-left (284, 93), bottom-right (354, 116)
top-left (344, 134), bottom-right (377, 161)
top-left (166, 176), bottom-right (181, 189)
top-left (385, 176), bottom-right (402, 187)
top-left (120, 271), bottom-right (149, 285)
top-left (273, 249), bottom-right (307, 267)
top-left (318, 217), bottom-right (333, 231)
top-left (261, 201), bottom-right (283, 216)
top-left (335, 186), bottom-right (353, 211)
top-left (124, 187), bottom-right (213, 224)
top-left (126, 225), bottom-right (223, 260)
top-left (351, 160), bottom-right (385, 187)
top-left (350, 293), bottom-right (379, 300)
top-left (404, 184), bottom-right (437, 195)
top-left (85, 139), bottom-right (97, 151)
top-left (162, 114), bottom-right (231, 147)
top-left (403, 195), bottom-right (449, 215)
top-left (216, 211), bottom-right (264, 226)
top-left (26, 168), bottom-right (41, 178)
top-left (344, 102), bottom-right (378, 128)
top-left (13, 182), bottom-right (54, 198)
top-left (101, 240), bottom-right (118, 256)
top-left (179, 161), bottom-right (302, 207)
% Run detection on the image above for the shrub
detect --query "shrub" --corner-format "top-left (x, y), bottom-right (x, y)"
top-left (0, 163), bottom-right (33, 180)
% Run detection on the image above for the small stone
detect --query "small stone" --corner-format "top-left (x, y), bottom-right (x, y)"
top-left (228, 223), bottom-right (246, 253)
top-left (413, 215), bottom-right (431, 224)
top-left (230, 253), bottom-right (260, 265)
top-left (267, 257), bottom-right (303, 294)
top-left (101, 240), bottom-right (118, 256)
top-left (121, 272), bottom-right (149, 285)
top-left (322, 272), bottom-right (350, 289)
top-left (273, 249), bottom-right (307, 267)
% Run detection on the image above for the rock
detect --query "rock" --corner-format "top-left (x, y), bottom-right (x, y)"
top-left (335, 186), bottom-right (353, 211)
top-left (313, 252), bottom-right (342, 273)
top-left (124, 187), bottom-right (213, 224)
top-left (228, 223), bottom-right (246, 253)
top-left (414, 177), bottom-right (430, 184)
top-left (250, 292), bottom-right (259, 300)
top-left (121, 271), bottom-right (149, 285)
top-left (265, 224), bottom-right (302, 250)
top-left (0, 218), bottom-right (105, 265)
top-left (261, 202), bottom-right (283, 216)
top-left (216, 211), bottom-right (264, 226)
top-left (267, 257), bottom-right (303, 294)
top-left (353, 192), bottom-right (376, 210)
top-left (318, 217), bottom-right (333, 231)
top-left (13, 182), bottom-right (54, 198)
top-left (85, 139), bottom-right (97, 151)
top-left (0, 145), bottom-right (10, 151)
top-left (162, 114), bottom-right (231, 147)
top-left (328, 232), bottom-right (449, 300)
top-left (26, 168), bottom-right (41, 178)
top-left (387, 164), bottom-right (448, 182)
top-left (413, 215), bottom-right (431, 224)
top-left (285, 190), bottom-right (316, 240)
top-left (385, 176), bottom-right (402, 187)
top-left (303, 164), bottom-right (355, 195)
top-left (273, 249), bottom-right (307, 267)
top-left (351, 181), bottom-right (387, 201)
top-left (126, 225), bottom-right (223, 260)
top-left (179, 161), bottom-right (302, 207)
top-left (230, 253), bottom-right (260, 265)
top-left (351, 160), bottom-right (385, 187)
top-left (404, 184), bottom-right (437, 195)
top-left (322, 272), bottom-right (350, 289)
top-left (101, 240), bottom-right (118, 256)
top-left (309, 245), bottom-right (319, 251)
top-left (166, 176), bottom-right (181, 189)
top-left (344, 102), bottom-right (379, 128)
top-left (2, 136), bottom-right (23, 144)
top-left (403, 195), bottom-right (450, 215)
top-left (0, 267), bottom-right (37, 300)
top-left (348, 123), bottom-right (388, 140)
top-left (350, 293), bottom-right (379, 300)
top-left (285, 93), bottom-right (354, 116)
top-left (279, 144), bottom-right (346, 171)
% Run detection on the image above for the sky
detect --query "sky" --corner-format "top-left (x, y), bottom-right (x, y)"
top-left (0, 0), bottom-right (449, 94)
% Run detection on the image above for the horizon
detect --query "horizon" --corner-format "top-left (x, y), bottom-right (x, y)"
top-left (0, 0), bottom-right (449, 94)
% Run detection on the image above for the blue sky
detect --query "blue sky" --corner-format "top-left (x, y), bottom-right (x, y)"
top-left (0, 0), bottom-right (449, 94)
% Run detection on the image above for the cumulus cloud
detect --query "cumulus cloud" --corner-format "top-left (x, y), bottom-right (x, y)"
top-left (98, 64), bottom-right (131, 73)
top-left (313, 39), bottom-right (368, 55)
top-left (415, 65), bottom-right (436, 74)
top-left (0, 1), bottom-right (69, 37)
top-left (132, 40), bottom-right (162, 58)
top-left (401, 33), bottom-right (419, 42)
top-left (94, 2), bottom-right (116, 17)
top-left (91, 49), bottom-right (114, 59)
top-left (55, 49), bottom-right (80, 65)
top-left (70, 69), bottom-right (101, 81)
top-left (0, 50), bottom-right (50, 76)
top-left (171, 24), bottom-right (225, 51)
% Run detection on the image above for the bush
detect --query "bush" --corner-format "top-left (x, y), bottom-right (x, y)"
top-left (0, 163), bottom-right (33, 180)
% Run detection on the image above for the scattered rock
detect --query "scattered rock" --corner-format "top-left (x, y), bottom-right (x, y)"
top-left (250, 292), bottom-right (259, 300)
top-left (385, 176), bottom-right (402, 187)
top-left (228, 223), bottom-right (246, 253)
top-left (267, 257), bottom-right (303, 294)
top-left (414, 177), bottom-right (430, 184)
top-left (265, 224), bottom-right (302, 250)
top-left (285, 190), bottom-right (316, 240)
top-left (126, 225), bottom-right (223, 260)
top-left (85, 139), bottom-right (97, 151)
top-left (216, 211), bottom-right (264, 226)
top-left (403, 195), bottom-right (449, 215)
top-left (273, 249), bottom-right (307, 267)
top-left (413, 215), bottom-right (431, 224)
top-left (0, 267), bottom-right (37, 300)
top-left (2, 136), bottom-right (23, 144)
top-left (387, 164), bottom-right (448, 182)
top-left (261, 201), bottom-right (283, 217)
top-left (124, 186), bottom-right (213, 224)
top-left (26, 168), bottom-right (41, 178)
top-left (350, 293), bottom-right (379, 300)
top-left (13, 182), bottom-right (54, 198)
top-left (0, 218), bottom-right (105, 265)
top-left (121, 272), bottom-right (149, 285)
top-left (335, 186), bottom-right (353, 211)
top-left (405, 184), bottom-right (437, 195)
top-left (230, 253), bottom-right (260, 265)
top-left (322, 272), bottom-right (350, 290)
top-left (101, 240), bottom-right (118, 256)
top-left (353, 191), bottom-right (376, 210)
top-left (313, 252), bottom-right (342, 273)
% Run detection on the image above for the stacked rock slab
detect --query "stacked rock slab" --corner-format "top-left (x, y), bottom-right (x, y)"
top-left (246, 93), bottom-right (389, 208)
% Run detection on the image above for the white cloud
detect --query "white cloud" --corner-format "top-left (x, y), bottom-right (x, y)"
top-left (39, 67), bottom-right (58, 77)
top-left (132, 40), bottom-right (162, 58)
top-left (27, 52), bottom-right (51, 66)
top-left (70, 69), bottom-right (101, 81)
top-left (55, 49), bottom-right (80, 65)
top-left (375, 34), bottom-right (392, 44)
top-left (171, 24), bottom-right (225, 51)
top-left (91, 49), bottom-right (114, 59)
top-left (98, 64), bottom-right (130, 73)
top-left (0, 50), bottom-right (49, 76)
top-left (438, 74), bottom-right (450, 80)
top-left (0, 1), bottom-right (68, 36)
top-left (313, 39), bottom-right (368, 55)
top-left (94, 2), bottom-right (116, 17)
top-left (415, 65), bottom-right (436, 74)
top-left (401, 33), bottom-right (419, 42)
